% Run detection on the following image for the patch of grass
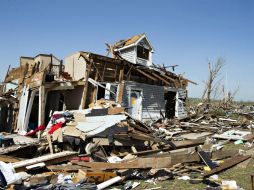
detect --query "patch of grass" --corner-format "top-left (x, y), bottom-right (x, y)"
top-left (219, 159), bottom-right (254, 190)
top-left (133, 179), bottom-right (206, 190)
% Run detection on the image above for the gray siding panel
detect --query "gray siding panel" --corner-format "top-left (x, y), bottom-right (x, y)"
top-left (123, 81), bottom-right (165, 122)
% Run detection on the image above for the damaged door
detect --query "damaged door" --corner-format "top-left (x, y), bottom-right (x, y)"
top-left (129, 90), bottom-right (142, 120)
top-left (165, 91), bottom-right (176, 119)
top-left (175, 89), bottom-right (188, 120)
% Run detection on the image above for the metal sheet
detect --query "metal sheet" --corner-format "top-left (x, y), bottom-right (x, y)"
top-left (76, 115), bottom-right (127, 136)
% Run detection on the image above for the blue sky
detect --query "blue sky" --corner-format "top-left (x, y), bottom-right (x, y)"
top-left (0, 0), bottom-right (253, 101)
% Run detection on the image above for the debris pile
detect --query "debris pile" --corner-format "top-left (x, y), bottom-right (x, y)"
top-left (0, 103), bottom-right (253, 189)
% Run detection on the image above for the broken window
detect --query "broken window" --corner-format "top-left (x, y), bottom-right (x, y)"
top-left (137, 45), bottom-right (149, 60)
top-left (97, 84), bottom-right (106, 100)
top-left (97, 83), bottom-right (117, 101)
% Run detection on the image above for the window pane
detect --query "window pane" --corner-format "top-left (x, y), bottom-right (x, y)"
top-left (137, 45), bottom-right (149, 60)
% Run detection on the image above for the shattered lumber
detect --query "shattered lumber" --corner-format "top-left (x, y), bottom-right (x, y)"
top-left (204, 155), bottom-right (251, 177)
top-left (0, 155), bottom-right (22, 163)
top-left (72, 157), bottom-right (173, 170)
top-left (12, 151), bottom-right (78, 172)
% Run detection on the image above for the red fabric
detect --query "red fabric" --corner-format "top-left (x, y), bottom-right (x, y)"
top-left (71, 156), bottom-right (90, 162)
top-left (25, 125), bottom-right (45, 136)
top-left (48, 122), bottom-right (63, 135)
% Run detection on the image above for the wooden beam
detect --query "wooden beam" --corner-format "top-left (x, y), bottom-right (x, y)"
top-left (185, 78), bottom-right (198, 85)
top-left (72, 157), bottom-right (172, 170)
top-left (38, 85), bottom-right (46, 139)
top-left (136, 69), bottom-right (158, 81)
top-left (12, 151), bottom-right (78, 172)
top-left (160, 72), bottom-right (176, 83)
top-left (0, 155), bottom-right (22, 163)
top-left (203, 155), bottom-right (251, 177)
top-left (126, 64), bottom-right (133, 80)
top-left (150, 72), bottom-right (171, 85)
top-left (47, 165), bottom-right (87, 172)
top-left (92, 62), bottom-right (103, 81)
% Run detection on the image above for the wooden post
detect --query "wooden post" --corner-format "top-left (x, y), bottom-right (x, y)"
top-left (80, 61), bottom-right (92, 109)
top-left (117, 69), bottom-right (124, 104)
top-left (91, 71), bottom-right (99, 104)
top-left (47, 133), bottom-right (54, 154)
top-left (38, 85), bottom-right (46, 140)
top-left (102, 62), bottom-right (106, 81)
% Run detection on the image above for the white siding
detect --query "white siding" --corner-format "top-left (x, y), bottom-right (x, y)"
top-left (119, 47), bottom-right (135, 63)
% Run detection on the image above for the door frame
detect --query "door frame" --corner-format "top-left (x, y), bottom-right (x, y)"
top-left (127, 88), bottom-right (143, 120)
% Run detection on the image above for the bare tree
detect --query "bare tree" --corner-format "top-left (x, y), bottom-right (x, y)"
top-left (222, 86), bottom-right (240, 107)
top-left (202, 58), bottom-right (225, 105)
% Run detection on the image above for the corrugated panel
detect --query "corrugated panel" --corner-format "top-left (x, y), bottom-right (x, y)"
top-left (123, 82), bottom-right (165, 121)
top-left (120, 47), bottom-right (135, 63)
top-left (76, 115), bottom-right (127, 136)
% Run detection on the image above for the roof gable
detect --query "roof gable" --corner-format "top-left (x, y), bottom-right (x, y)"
top-left (114, 33), bottom-right (154, 52)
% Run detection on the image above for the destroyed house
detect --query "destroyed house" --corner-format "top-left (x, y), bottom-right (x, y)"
top-left (0, 34), bottom-right (194, 134)
top-left (0, 54), bottom-right (81, 133)
top-left (64, 34), bottom-right (194, 122)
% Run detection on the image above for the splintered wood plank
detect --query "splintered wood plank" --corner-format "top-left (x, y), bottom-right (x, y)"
top-left (91, 70), bottom-right (99, 103)
top-left (136, 69), bottom-right (158, 81)
top-left (38, 85), bottom-right (46, 139)
top-left (108, 107), bottom-right (125, 115)
top-left (47, 133), bottom-right (54, 154)
top-left (12, 151), bottom-right (78, 172)
top-left (72, 157), bottom-right (172, 170)
top-left (127, 121), bottom-right (149, 133)
top-left (0, 155), bottom-right (23, 163)
top-left (47, 164), bottom-right (87, 172)
top-left (117, 69), bottom-right (124, 104)
top-left (150, 72), bottom-right (171, 85)
top-left (203, 155), bottom-right (251, 177)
